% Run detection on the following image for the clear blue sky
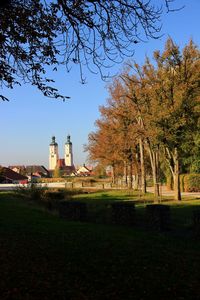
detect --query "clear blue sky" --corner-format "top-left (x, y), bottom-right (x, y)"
top-left (0, 0), bottom-right (200, 169)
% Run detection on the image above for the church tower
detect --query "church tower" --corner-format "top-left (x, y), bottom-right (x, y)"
top-left (49, 136), bottom-right (59, 170)
top-left (64, 134), bottom-right (73, 167)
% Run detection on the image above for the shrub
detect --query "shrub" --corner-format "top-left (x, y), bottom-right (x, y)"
top-left (180, 174), bottom-right (185, 192)
top-left (42, 190), bottom-right (66, 211)
top-left (16, 182), bottom-right (46, 202)
top-left (16, 184), bottom-right (73, 211)
top-left (182, 174), bottom-right (200, 192)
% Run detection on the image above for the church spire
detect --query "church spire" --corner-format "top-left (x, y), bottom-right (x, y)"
top-left (65, 134), bottom-right (73, 167)
top-left (50, 136), bottom-right (57, 146)
top-left (66, 134), bottom-right (72, 144)
top-left (49, 136), bottom-right (59, 170)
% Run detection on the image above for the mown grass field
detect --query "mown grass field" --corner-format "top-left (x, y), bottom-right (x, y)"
top-left (1, 190), bottom-right (200, 299)
top-left (73, 189), bottom-right (200, 231)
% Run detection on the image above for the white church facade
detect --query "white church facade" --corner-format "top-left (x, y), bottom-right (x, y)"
top-left (64, 135), bottom-right (73, 167)
top-left (49, 135), bottom-right (74, 171)
top-left (49, 136), bottom-right (59, 170)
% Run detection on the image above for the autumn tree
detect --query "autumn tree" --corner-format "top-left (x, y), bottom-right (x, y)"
top-left (86, 78), bottom-right (141, 188)
top-left (121, 38), bottom-right (200, 200)
top-left (125, 39), bottom-right (200, 200)
top-left (86, 120), bottom-right (123, 184)
top-left (151, 39), bottom-right (200, 200)
top-left (93, 164), bottom-right (107, 179)
top-left (121, 69), bottom-right (155, 195)
top-left (183, 131), bottom-right (200, 173)
top-left (0, 0), bottom-right (178, 101)
top-left (106, 78), bottom-right (143, 189)
top-left (53, 166), bottom-right (61, 178)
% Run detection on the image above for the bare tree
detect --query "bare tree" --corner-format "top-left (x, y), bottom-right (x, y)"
top-left (0, 0), bottom-right (178, 100)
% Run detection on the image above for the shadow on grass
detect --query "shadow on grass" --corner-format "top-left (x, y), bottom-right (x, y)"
top-left (0, 193), bottom-right (200, 300)
top-left (1, 193), bottom-right (200, 299)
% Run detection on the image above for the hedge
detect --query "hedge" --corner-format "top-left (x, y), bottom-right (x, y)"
top-left (180, 174), bottom-right (200, 192)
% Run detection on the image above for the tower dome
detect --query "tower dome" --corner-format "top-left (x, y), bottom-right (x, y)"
top-left (66, 134), bottom-right (72, 144)
top-left (50, 136), bottom-right (58, 146)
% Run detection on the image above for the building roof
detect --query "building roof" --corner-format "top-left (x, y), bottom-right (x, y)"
top-left (77, 165), bottom-right (92, 175)
top-left (9, 165), bottom-right (26, 172)
top-left (61, 165), bottom-right (76, 176)
top-left (0, 167), bottom-right (28, 182)
top-left (57, 159), bottom-right (65, 168)
top-left (25, 165), bottom-right (49, 175)
top-left (9, 165), bottom-right (25, 169)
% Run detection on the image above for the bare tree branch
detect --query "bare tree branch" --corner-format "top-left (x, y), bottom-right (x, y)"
top-left (0, 0), bottom-right (178, 100)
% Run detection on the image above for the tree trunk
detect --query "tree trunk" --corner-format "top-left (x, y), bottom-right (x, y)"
top-left (152, 164), bottom-right (160, 198)
top-left (173, 148), bottom-right (181, 201)
top-left (124, 161), bottom-right (128, 187)
top-left (165, 147), bottom-right (181, 201)
top-left (166, 173), bottom-right (173, 190)
top-left (147, 143), bottom-right (160, 198)
top-left (112, 164), bottom-right (116, 185)
top-left (139, 138), bottom-right (146, 193)
top-left (133, 173), bottom-right (139, 190)
top-left (133, 151), bottom-right (140, 190)
top-left (128, 163), bottom-right (133, 189)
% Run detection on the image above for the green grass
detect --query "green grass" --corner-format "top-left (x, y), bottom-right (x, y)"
top-left (72, 189), bottom-right (200, 231)
top-left (1, 191), bottom-right (200, 299)
top-left (74, 189), bottom-right (157, 202)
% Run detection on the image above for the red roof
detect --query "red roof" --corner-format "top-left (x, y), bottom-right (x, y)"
top-left (57, 159), bottom-right (65, 168)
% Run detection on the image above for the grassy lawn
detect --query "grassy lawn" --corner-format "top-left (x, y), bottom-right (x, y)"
top-left (73, 189), bottom-right (200, 231)
top-left (1, 191), bottom-right (200, 299)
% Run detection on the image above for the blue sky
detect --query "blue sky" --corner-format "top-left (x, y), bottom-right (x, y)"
top-left (0, 0), bottom-right (200, 168)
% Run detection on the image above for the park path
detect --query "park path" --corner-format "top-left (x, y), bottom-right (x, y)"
top-left (147, 186), bottom-right (200, 198)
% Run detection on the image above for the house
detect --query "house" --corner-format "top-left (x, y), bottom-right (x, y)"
top-left (9, 165), bottom-right (50, 182)
top-left (9, 165), bottom-right (26, 174)
top-left (76, 164), bottom-right (93, 176)
top-left (0, 167), bottom-right (28, 184)
top-left (25, 165), bottom-right (50, 179)
top-left (62, 166), bottom-right (77, 177)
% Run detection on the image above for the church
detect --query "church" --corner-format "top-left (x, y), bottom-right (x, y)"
top-left (49, 135), bottom-right (76, 175)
